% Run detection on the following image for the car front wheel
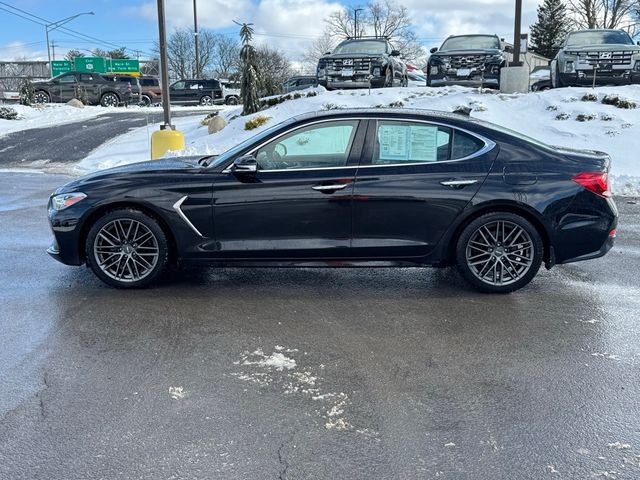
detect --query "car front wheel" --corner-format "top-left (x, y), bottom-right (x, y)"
top-left (455, 212), bottom-right (543, 293)
top-left (85, 209), bottom-right (169, 288)
top-left (200, 95), bottom-right (213, 106)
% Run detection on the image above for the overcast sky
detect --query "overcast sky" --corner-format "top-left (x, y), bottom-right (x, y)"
top-left (0, 0), bottom-right (540, 62)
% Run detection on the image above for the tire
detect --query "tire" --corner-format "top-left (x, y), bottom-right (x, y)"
top-left (225, 95), bottom-right (239, 105)
top-left (140, 95), bottom-right (151, 107)
top-left (100, 92), bottom-right (120, 107)
top-left (34, 90), bottom-right (50, 104)
top-left (402, 75), bottom-right (408, 87)
top-left (85, 209), bottom-right (169, 288)
top-left (455, 212), bottom-right (543, 293)
top-left (200, 95), bottom-right (213, 106)
top-left (384, 68), bottom-right (393, 87)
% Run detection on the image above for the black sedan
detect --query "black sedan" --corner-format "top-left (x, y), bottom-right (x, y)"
top-left (48, 109), bottom-right (617, 293)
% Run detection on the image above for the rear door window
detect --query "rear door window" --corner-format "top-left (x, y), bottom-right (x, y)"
top-left (372, 120), bottom-right (485, 164)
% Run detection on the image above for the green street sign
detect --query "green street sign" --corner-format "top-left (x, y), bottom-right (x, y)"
top-left (74, 56), bottom-right (108, 73)
top-left (51, 60), bottom-right (72, 77)
top-left (109, 59), bottom-right (140, 74)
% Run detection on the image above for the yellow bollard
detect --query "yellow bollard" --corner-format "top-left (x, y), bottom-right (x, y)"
top-left (150, 128), bottom-right (185, 160)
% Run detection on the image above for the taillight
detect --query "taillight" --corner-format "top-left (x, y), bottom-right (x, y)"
top-left (572, 172), bottom-right (612, 198)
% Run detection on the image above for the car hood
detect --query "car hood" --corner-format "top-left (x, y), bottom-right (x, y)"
top-left (432, 48), bottom-right (503, 57)
top-left (321, 53), bottom-right (385, 60)
top-left (564, 44), bottom-right (640, 53)
top-left (55, 156), bottom-right (205, 194)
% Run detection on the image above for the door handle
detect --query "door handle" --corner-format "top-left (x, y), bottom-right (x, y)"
top-left (440, 179), bottom-right (478, 188)
top-left (312, 183), bottom-right (349, 192)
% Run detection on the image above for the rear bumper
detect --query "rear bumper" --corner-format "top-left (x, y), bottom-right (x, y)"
top-left (558, 234), bottom-right (615, 264)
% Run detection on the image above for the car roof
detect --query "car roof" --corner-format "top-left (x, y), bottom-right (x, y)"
top-left (289, 108), bottom-right (477, 124)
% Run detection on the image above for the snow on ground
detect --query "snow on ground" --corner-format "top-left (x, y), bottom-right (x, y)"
top-left (69, 85), bottom-right (640, 194)
top-left (0, 102), bottom-right (221, 137)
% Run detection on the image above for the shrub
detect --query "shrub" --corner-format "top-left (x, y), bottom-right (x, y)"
top-left (244, 115), bottom-right (271, 130)
top-left (388, 100), bottom-right (404, 108)
top-left (600, 114), bottom-right (613, 121)
top-left (74, 85), bottom-right (89, 105)
top-left (602, 95), bottom-right (637, 109)
top-left (0, 107), bottom-right (19, 120)
top-left (306, 91), bottom-right (318, 97)
top-left (581, 93), bottom-right (597, 102)
top-left (555, 112), bottom-right (570, 120)
top-left (18, 76), bottom-right (35, 106)
top-left (321, 103), bottom-right (342, 110)
top-left (575, 113), bottom-right (596, 122)
top-left (546, 105), bottom-right (558, 111)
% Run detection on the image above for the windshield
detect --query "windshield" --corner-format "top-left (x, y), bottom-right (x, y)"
top-left (333, 40), bottom-right (388, 55)
top-left (440, 35), bottom-right (500, 50)
top-left (566, 30), bottom-right (633, 46)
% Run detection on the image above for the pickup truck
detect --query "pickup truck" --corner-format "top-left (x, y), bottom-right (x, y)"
top-left (33, 71), bottom-right (133, 107)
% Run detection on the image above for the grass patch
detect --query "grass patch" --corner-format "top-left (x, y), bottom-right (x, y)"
top-left (244, 115), bottom-right (271, 130)
top-left (555, 112), bottom-right (570, 120)
top-left (581, 93), bottom-right (598, 102)
top-left (602, 95), bottom-right (637, 109)
top-left (575, 113), bottom-right (596, 122)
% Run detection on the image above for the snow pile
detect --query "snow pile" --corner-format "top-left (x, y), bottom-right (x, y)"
top-left (76, 85), bottom-right (640, 194)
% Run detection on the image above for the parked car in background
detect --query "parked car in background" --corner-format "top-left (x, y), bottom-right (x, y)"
top-left (138, 76), bottom-right (162, 106)
top-left (427, 34), bottom-right (507, 88)
top-left (282, 76), bottom-right (318, 93)
top-left (550, 29), bottom-right (640, 87)
top-left (33, 71), bottom-right (133, 107)
top-left (407, 70), bottom-right (427, 87)
top-left (48, 109), bottom-right (616, 293)
top-left (220, 79), bottom-right (241, 105)
top-left (169, 79), bottom-right (224, 106)
top-left (317, 37), bottom-right (408, 89)
top-left (103, 74), bottom-right (141, 103)
top-left (530, 66), bottom-right (551, 91)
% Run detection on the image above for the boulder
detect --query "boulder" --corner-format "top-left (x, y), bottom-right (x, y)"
top-left (208, 115), bottom-right (227, 134)
top-left (67, 98), bottom-right (85, 109)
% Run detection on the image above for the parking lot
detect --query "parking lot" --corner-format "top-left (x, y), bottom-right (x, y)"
top-left (1, 172), bottom-right (638, 479)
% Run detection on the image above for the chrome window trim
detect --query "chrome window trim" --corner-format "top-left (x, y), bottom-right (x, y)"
top-left (222, 116), bottom-right (496, 174)
top-left (172, 196), bottom-right (204, 237)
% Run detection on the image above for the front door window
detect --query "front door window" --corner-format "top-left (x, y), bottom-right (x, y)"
top-left (254, 120), bottom-right (358, 170)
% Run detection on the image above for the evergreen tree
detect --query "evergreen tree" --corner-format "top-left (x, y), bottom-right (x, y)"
top-left (18, 76), bottom-right (35, 106)
top-left (530, 0), bottom-right (570, 59)
top-left (237, 22), bottom-right (260, 116)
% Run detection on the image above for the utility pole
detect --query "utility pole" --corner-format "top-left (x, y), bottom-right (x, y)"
top-left (193, 0), bottom-right (199, 78)
top-left (45, 11), bottom-right (94, 75)
top-left (511, 0), bottom-right (523, 66)
top-left (150, 0), bottom-right (185, 159)
top-left (51, 41), bottom-right (56, 61)
top-left (354, 8), bottom-right (363, 39)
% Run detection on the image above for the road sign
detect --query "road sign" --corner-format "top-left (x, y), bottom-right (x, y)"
top-left (74, 57), bottom-right (108, 73)
top-left (109, 59), bottom-right (140, 74)
top-left (51, 60), bottom-right (72, 77)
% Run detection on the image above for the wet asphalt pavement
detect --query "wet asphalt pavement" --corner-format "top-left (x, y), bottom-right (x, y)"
top-left (0, 172), bottom-right (639, 480)
top-left (0, 110), bottom-right (218, 169)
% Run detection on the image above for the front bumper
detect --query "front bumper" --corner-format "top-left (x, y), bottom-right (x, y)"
top-left (559, 70), bottom-right (640, 86)
top-left (47, 201), bottom-right (89, 266)
top-left (324, 75), bottom-right (385, 89)
top-left (428, 74), bottom-right (500, 88)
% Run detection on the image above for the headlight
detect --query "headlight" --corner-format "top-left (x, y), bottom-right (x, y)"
top-left (372, 67), bottom-right (381, 76)
top-left (634, 60), bottom-right (640, 72)
top-left (564, 61), bottom-right (575, 73)
top-left (51, 192), bottom-right (87, 210)
top-left (430, 66), bottom-right (439, 75)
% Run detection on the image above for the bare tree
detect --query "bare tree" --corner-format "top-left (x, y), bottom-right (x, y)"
top-left (301, 31), bottom-right (338, 72)
top-left (65, 50), bottom-right (85, 62)
top-left (254, 46), bottom-right (295, 95)
top-left (212, 34), bottom-right (240, 79)
top-left (160, 28), bottom-right (218, 79)
top-left (566, 0), bottom-right (640, 33)
top-left (323, 0), bottom-right (425, 63)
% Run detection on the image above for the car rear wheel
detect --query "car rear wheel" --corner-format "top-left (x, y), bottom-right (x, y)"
top-left (86, 209), bottom-right (168, 288)
top-left (455, 212), bottom-right (543, 293)
top-left (34, 90), bottom-right (50, 103)
top-left (140, 95), bottom-right (151, 106)
top-left (384, 68), bottom-right (393, 87)
top-left (200, 95), bottom-right (213, 106)
top-left (100, 92), bottom-right (119, 107)
top-left (225, 95), bottom-right (239, 105)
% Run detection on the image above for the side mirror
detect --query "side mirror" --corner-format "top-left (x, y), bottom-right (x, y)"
top-left (504, 45), bottom-right (514, 53)
top-left (391, 50), bottom-right (400, 56)
top-left (429, 47), bottom-right (438, 54)
top-left (324, 51), bottom-right (331, 55)
top-left (231, 154), bottom-right (258, 174)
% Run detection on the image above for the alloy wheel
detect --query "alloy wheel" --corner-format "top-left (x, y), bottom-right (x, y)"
top-left (102, 93), bottom-right (118, 107)
top-left (34, 91), bottom-right (49, 103)
top-left (465, 220), bottom-right (534, 286)
top-left (93, 218), bottom-right (159, 283)
top-left (200, 95), bottom-right (213, 106)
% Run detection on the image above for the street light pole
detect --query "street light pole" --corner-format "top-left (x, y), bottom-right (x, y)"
top-left (193, 0), bottom-right (199, 78)
top-left (354, 8), bottom-right (363, 39)
top-left (511, 0), bottom-right (523, 66)
top-left (45, 12), bottom-right (95, 75)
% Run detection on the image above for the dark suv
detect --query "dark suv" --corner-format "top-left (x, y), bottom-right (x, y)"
top-left (317, 37), bottom-right (408, 89)
top-left (427, 34), bottom-right (507, 88)
top-left (33, 71), bottom-right (133, 106)
top-left (169, 79), bottom-right (224, 106)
